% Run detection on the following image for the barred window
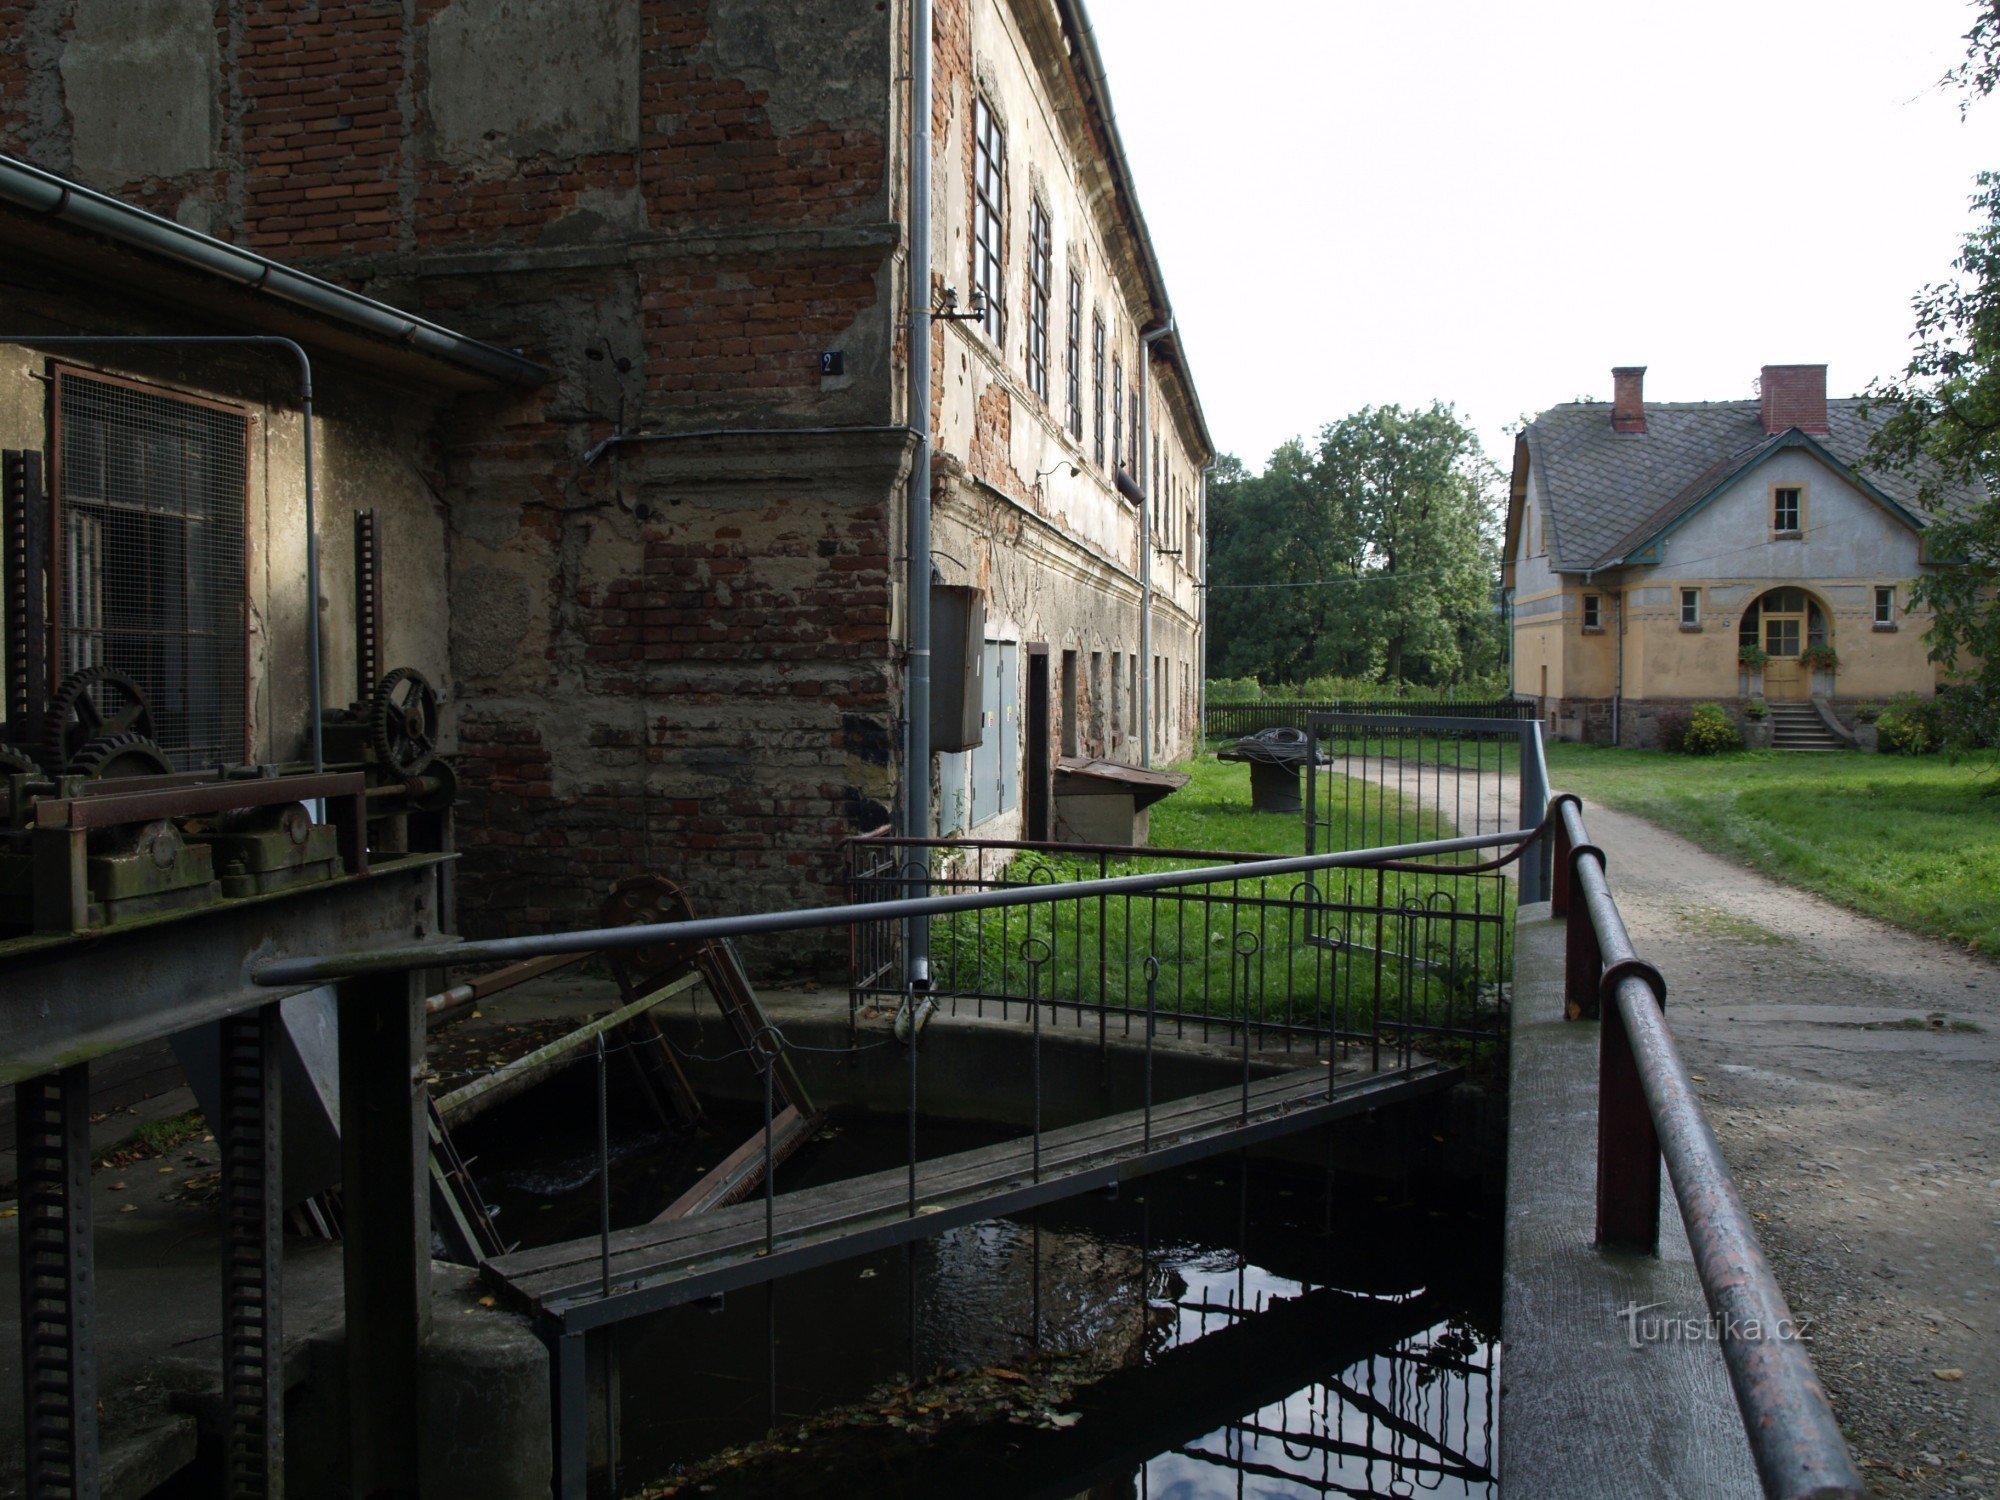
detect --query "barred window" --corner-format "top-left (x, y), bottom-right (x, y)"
top-left (1026, 198), bottom-right (1051, 401)
top-left (52, 367), bottom-right (248, 769)
top-left (972, 96), bottom-right (1006, 344)
top-left (1091, 313), bottom-right (1106, 467)
top-left (1065, 274), bottom-right (1083, 439)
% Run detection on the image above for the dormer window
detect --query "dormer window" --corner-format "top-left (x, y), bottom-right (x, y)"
top-left (1772, 485), bottom-right (1802, 535)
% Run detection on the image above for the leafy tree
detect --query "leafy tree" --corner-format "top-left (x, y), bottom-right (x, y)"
top-left (1207, 404), bottom-right (1501, 688)
top-left (1868, 8), bottom-right (2000, 738)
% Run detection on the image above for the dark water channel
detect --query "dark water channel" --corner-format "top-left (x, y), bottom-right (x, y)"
top-left (458, 1069), bottom-right (1502, 1499)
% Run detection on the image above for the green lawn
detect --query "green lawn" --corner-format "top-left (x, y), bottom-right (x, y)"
top-left (1546, 745), bottom-right (2000, 954)
top-left (923, 756), bottom-right (1511, 1044)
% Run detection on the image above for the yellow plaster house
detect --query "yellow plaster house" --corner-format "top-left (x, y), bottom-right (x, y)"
top-left (1504, 364), bottom-right (1973, 747)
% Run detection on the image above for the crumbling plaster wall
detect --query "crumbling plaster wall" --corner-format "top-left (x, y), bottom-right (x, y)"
top-left (923, 0), bottom-right (1206, 815)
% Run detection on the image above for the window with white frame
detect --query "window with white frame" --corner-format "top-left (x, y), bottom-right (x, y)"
top-left (1772, 485), bottom-right (1802, 533)
top-left (1680, 588), bottom-right (1701, 627)
top-left (1875, 585), bottom-right (1895, 626)
top-left (1582, 593), bottom-right (1602, 630)
top-left (1091, 313), bottom-right (1106, 466)
top-left (1026, 198), bottom-right (1051, 401)
top-left (972, 96), bottom-right (1006, 344)
top-left (1065, 274), bottom-right (1083, 440)
top-left (1111, 356), bottom-right (1123, 474)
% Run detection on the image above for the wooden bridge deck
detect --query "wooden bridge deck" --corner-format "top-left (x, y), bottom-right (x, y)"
top-left (486, 1057), bottom-right (1460, 1334)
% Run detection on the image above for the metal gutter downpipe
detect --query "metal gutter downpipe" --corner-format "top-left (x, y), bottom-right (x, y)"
top-left (903, 0), bottom-right (934, 988)
top-left (1138, 318), bottom-right (1172, 767)
top-left (1, 334), bottom-right (323, 771)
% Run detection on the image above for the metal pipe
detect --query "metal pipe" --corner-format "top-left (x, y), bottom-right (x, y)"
top-left (903, 0), bottom-right (935, 989)
top-left (581, 424), bottom-right (919, 468)
top-left (1138, 318), bottom-right (1172, 767)
top-left (0, 335), bottom-right (324, 769)
top-left (252, 825), bottom-right (1534, 985)
top-left (1615, 972), bottom-right (1863, 1499)
top-left (1562, 799), bottom-right (1863, 1497)
top-left (0, 156), bottom-right (546, 390)
top-left (1197, 461), bottom-right (1210, 740)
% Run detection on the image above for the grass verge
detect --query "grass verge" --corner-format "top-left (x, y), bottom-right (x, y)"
top-left (1546, 745), bottom-right (2000, 953)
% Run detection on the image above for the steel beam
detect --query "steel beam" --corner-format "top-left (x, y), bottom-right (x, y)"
top-left (16, 1065), bottom-right (97, 1500)
top-left (219, 1006), bottom-right (284, 1498)
top-left (0, 854), bottom-right (447, 1087)
top-left (338, 971), bottom-right (430, 1498)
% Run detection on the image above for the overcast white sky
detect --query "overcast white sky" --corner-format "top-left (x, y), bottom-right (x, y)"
top-left (1085, 0), bottom-right (1997, 471)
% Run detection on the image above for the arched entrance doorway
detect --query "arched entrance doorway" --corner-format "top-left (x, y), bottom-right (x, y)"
top-left (1740, 587), bottom-right (1829, 699)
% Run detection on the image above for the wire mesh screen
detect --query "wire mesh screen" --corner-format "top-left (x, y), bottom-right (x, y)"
top-left (53, 369), bottom-right (248, 770)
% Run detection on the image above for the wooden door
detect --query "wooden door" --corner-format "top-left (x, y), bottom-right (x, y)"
top-left (1761, 604), bottom-right (1808, 699)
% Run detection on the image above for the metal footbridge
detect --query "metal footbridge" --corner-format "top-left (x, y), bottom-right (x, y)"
top-left (485, 1056), bottom-right (1460, 1329)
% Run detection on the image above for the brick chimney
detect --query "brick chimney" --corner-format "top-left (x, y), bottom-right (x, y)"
top-left (1759, 364), bottom-right (1829, 435)
top-left (1610, 366), bottom-right (1646, 433)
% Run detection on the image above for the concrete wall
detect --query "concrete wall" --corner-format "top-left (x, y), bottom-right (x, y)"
top-left (0, 310), bottom-right (451, 770)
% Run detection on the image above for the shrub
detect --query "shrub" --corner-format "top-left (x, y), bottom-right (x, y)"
top-left (1933, 684), bottom-right (2000, 750)
top-left (1876, 693), bottom-right (1940, 754)
top-left (1653, 707), bottom-right (1693, 753)
top-left (1681, 702), bottom-right (1743, 755)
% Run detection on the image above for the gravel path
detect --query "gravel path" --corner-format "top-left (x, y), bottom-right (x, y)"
top-left (1570, 791), bottom-right (2000, 1497)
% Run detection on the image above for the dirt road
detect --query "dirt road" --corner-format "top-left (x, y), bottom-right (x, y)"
top-left (1565, 792), bottom-right (2000, 1496)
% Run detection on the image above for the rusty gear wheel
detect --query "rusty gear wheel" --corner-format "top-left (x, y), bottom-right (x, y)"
top-left (602, 875), bottom-right (700, 986)
top-left (43, 667), bottom-right (154, 775)
top-left (369, 667), bottom-right (438, 777)
top-left (0, 743), bottom-right (41, 780)
top-left (67, 731), bottom-right (173, 781)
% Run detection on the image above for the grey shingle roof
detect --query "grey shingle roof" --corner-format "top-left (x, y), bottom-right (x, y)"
top-left (1526, 399), bottom-right (1963, 572)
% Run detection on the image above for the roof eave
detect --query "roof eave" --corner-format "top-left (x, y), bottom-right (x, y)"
top-left (0, 153), bottom-right (548, 391)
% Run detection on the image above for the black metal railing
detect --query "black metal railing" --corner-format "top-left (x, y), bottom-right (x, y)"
top-left (1549, 794), bottom-right (1864, 1499)
top-left (1207, 695), bottom-right (1533, 740)
top-left (844, 831), bottom-right (1516, 1068)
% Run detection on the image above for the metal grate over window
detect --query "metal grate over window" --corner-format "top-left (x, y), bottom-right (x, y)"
top-left (53, 368), bottom-right (249, 770)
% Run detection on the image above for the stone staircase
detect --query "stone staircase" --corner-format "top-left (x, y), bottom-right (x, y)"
top-left (1766, 701), bottom-right (1847, 751)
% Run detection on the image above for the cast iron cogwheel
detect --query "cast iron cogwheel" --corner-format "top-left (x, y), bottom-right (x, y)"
top-left (43, 666), bottom-right (154, 775)
top-left (66, 731), bottom-right (173, 781)
top-left (0, 743), bottom-right (41, 779)
top-left (369, 667), bottom-right (439, 777)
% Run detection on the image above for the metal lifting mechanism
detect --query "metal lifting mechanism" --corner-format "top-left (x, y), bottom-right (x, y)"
top-left (2, 479), bottom-right (466, 1498)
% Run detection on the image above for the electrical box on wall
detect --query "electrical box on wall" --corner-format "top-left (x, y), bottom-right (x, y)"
top-left (931, 585), bottom-right (986, 753)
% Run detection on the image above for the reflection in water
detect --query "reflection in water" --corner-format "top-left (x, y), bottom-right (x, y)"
top-left (1139, 1256), bottom-right (1494, 1499)
top-left (607, 1157), bottom-right (1494, 1497)
top-left (458, 1072), bottom-right (1497, 1497)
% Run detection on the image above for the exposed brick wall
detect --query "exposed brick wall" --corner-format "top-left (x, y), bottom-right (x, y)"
top-left (238, 1), bottom-right (407, 255)
top-left (449, 488), bottom-right (899, 967)
top-left (641, 257), bottom-right (881, 409)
